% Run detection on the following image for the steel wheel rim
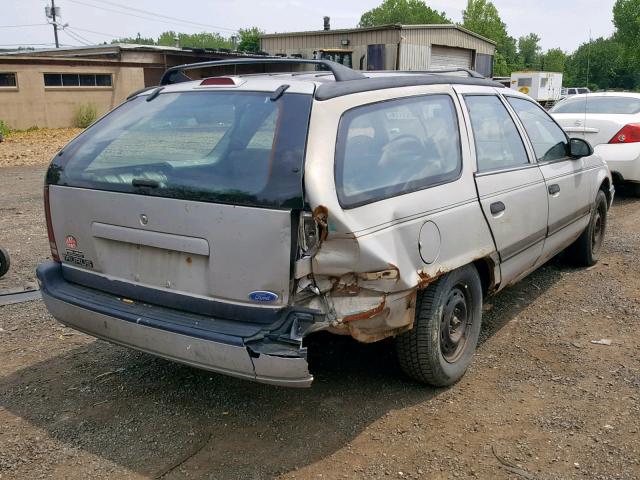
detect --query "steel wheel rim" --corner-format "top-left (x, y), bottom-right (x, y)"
top-left (440, 286), bottom-right (471, 363)
top-left (591, 206), bottom-right (604, 254)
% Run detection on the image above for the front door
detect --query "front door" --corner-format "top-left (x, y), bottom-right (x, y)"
top-left (463, 93), bottom-right (549, 287)
top-left (505, 95), bottom-right (592, 264)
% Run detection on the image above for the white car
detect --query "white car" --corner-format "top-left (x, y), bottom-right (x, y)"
top-left (551, 92), bottom-right (640, 195)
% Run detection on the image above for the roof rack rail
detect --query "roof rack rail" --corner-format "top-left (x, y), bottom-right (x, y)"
top-left (393, 68), bottom-right (485, 79)
top-left (160, 58), bottom-right (367, 85)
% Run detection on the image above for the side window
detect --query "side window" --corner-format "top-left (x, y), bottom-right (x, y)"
top-left (335, 94), bottom-right (462, 208)
top-left (506, 96), bottom-right (569, 162)
top-left (464, 95), bottom-right (529, 172)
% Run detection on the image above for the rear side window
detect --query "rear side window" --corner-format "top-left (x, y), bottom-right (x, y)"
top-left (48, 91), bottom-right (312, 209)
top-left (335, 94), bottom-right (462, 208)
top-left (464, 95), bottom-right (529, 172)
top-left (507, 96), bottom-right (569, 162)
top-left (551, 96), bottom-right (640, 114)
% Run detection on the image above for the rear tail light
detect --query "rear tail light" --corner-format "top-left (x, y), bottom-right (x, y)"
top-left (43, 186), bottom-right (60, 262)
top-left (609, 123), bottom-right (640, 144)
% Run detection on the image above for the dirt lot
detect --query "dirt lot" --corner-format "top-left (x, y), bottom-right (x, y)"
top-left (1, 130), bottom-right (639, 479)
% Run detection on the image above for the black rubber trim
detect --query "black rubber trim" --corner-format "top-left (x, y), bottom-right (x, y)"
top-left (60, 265), bottom-right (287, 325)
top-left (315, 75), bottom-right (504, 101)
top-left (37, 262), bottom-right (264, 345)
top-left (547, 206), bottom-right (591, 236)
top-left (500, 228), bottom-right (547, 262)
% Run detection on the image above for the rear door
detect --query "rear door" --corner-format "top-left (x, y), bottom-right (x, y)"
top-left (46, 89), bottom-right (312, 311)
top-left (460, 90), bottom-right (548, 287)
top-left (506, 95), bottom-right (592, 262)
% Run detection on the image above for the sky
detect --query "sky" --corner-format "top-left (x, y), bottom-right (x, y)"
top-left (1, 0), bottom-right (617, 53)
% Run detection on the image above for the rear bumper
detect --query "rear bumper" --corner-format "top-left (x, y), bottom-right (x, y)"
top-left (36, 262), bottom-right (313, 387)
top-left (595, 143), bottom-right (640, 182)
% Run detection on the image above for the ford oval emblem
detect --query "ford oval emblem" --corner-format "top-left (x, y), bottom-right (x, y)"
top-left (248, 291), bottom-right (279, 303)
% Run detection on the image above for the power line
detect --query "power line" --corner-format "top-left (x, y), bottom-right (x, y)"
top-left (0, 24), bottom-right (50, 28)
top-left (95, 0), bottom-right (239, 32)
top-left (67, 26), bottom-right (124, 38)
top-left (0, 43), bottom-right (73, 46)
top-left (64, 26), bottom-right (96, 44)
top-left (63, 29), bottom-right (91, 46)
top-left (66, 0), bottom-right (238, 34)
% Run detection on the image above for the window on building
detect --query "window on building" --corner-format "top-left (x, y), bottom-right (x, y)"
top-left (517, 77), bottom-right (532, 87)
top-left (44, 73), bottom-right (112, 87)
top-left (540, 77), bottom-right (548, 88)
top-left (0, 72), bottom-right (17, 87)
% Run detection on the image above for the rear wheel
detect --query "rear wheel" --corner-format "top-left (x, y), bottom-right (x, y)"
top-left (0, 247), bottom-right (9, 278)
top-left (395, 264), bottom-right (482, 387)
top-left (569, 190), bottom-right (607, 267)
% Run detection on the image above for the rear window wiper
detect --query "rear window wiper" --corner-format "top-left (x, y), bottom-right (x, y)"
top-left (132, 178), bottom-right (160, 188)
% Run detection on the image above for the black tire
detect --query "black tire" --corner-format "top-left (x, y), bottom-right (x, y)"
top-left (0, 247), bottom-right (9, 278)
top-left (569, 190), bottom-right (607, 267)
top-left (395, 264), bottom-right (482, 387)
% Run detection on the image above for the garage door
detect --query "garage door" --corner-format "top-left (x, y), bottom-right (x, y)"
top-left (430, 46), bottom-right (473, 71)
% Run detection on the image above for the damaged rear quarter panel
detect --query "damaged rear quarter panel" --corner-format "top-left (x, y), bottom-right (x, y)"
top-left (299, 86), bottom-right (498, 342)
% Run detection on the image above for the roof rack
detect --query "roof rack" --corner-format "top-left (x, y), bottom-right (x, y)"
top-left (391, 68), bottom-right (485, 78)
top-left (159, 58), bottom-right (367, 85)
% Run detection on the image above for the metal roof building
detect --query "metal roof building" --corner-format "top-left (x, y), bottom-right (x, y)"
top-left (0, 44), bottom-right (280, 129)
top-left (260, 24), bottom-right (496, 77)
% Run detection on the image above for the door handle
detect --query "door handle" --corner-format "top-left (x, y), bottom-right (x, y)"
top-left (548, 184), bottom-right (560, 195)
top-left (490, 201), bottom-right (506, 215)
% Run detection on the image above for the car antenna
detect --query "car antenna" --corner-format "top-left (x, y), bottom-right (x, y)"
top-left (584, 29), bottom-right (592, 138)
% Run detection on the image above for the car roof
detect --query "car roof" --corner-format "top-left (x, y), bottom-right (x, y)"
top-left (560, 92), bottom-right (640, 100)
top-left (144, 70), bottom-right (505, 101)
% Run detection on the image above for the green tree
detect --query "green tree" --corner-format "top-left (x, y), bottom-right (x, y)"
top-left (613, 0), bottom-right (640, 50)
top-left (461, 0), bottom-right (517, 75)
top-left (612, 0), bottom-right (640, 87)
top-left (564, 37), bottom-right (626, 89)
top-left (238, 27), bottom-right (263, 53)
top-left (541, 48), bottom-right (567, 73)
top-left (359, 0), bottom-right (450, 27)
top-left (112, 33), bottom-right (156, 45)
top-left (517, 33), bottom-right (542, 69)
top-left (157, 31), bottom-right (232, 49)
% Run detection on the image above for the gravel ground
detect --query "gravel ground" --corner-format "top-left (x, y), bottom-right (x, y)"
top-left (0, 131), bottom-right (639, 479)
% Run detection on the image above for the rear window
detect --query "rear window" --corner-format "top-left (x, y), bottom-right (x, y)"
top-left (551, 96), bottom-right (640, 114)
top-left (47, 91), bottom-right (312, 209)
top-left (335, 94), bottom-right (461, 208)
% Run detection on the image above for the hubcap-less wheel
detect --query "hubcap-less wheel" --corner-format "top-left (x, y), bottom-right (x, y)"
top-left (440, 286), bottom-right (471, 363)
top-left (591, 207), bottom-right (604, 255)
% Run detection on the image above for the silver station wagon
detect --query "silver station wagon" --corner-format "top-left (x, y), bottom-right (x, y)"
top-left (37, 59), bottom-right (613, 387)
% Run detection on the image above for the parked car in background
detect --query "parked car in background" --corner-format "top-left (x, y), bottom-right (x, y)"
top-left (37, 60), bottom-right (613, 389)
top-left (561, 87), bottom-right (591, 97)
top-left (551, 92), bottom-right (640, 195)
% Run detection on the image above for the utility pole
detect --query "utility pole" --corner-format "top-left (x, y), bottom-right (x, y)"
top-left (50, 0), bottom-right (60, 48)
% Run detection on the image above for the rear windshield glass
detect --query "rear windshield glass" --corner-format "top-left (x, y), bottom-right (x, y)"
top-left (551, 96), bottom-right (640, 114)
top-left (47, 91), bottom-right (312, 209)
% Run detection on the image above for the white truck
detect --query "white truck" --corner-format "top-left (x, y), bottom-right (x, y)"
top-left (511, 71), bottom-right (563, 106)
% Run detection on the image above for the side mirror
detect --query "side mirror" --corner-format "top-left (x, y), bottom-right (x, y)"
top-left (569, 137), bottom-right (594, 158)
